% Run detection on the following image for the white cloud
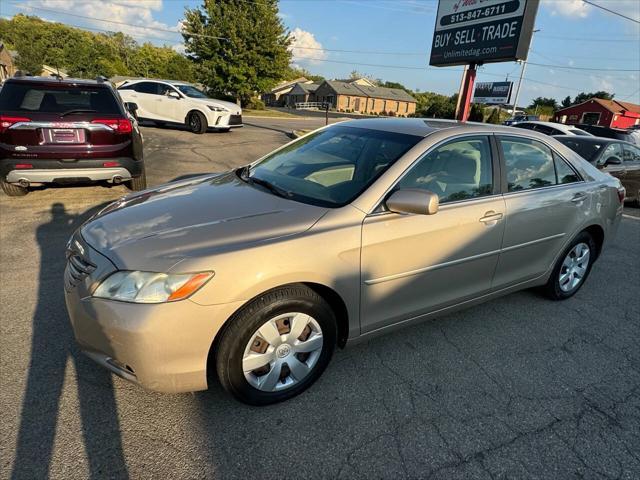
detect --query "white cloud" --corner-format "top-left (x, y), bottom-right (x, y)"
top-left (590, 75), bottom-right (614, 91)
top-left (543, 0), bottom-right (589, 18)
top-left (171, 43), bottom-right (186, 54)
top-left (18, 0), bottom-right (179, 42)
top-left (288, 27), bottom-right (327, 65)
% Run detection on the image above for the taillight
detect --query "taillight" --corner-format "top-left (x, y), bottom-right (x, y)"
top-left (91, 118), bottom-right (132, 134)
top-left (0, 115), bottom-right (31, 133)
top-left (617, 187), bottom-right (625, 203)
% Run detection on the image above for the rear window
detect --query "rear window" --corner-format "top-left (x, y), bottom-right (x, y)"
top-left (556, 138), bottom-right (604, 163)
top-left (0, 82), bottom-right (121, 115)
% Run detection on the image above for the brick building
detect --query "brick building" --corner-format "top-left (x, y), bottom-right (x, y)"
top-left (553, 98), bottom-right (640, 129)
top-left (313, 79), bottom-right (416, 116)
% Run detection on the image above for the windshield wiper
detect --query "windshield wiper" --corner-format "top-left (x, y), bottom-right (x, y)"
top-left (60, 109), bottom-right (98, 117)
top-left (249, 176), bottom-right (293, 199)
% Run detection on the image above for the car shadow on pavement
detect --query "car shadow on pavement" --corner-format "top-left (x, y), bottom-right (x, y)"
top-left (11, 202), bottom-right (129, 480)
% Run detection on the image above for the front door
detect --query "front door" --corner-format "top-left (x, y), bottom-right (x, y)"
top-left (360, 135), bottom-right (505, 333)
top-left (492, 135), bottom-right (586, 288)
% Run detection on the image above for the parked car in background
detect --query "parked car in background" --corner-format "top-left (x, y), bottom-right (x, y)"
top-left (556, 135), bottom-right (640, 205)
top-left (575, 123), bottom-right (640, 146)
top-left (503, 114), bottom-right (539, 126)
top-left (512, 121), bottom-right (593, 137)
top-left (117, 79), bottom-right (243, 134)
top-left (65, 119), bottom-right (623, 405)
top-left (0, 75), bottom-right (145, 196)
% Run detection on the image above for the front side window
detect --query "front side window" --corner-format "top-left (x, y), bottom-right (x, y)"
top-left (601, 143), bottom-right (623, 164)
top-left (248, 126), bottom-right (421, 207)
top-left (396, 136), bottom-right (493, 203)
top-left (175, 84), bottom-right (209, 98)
top-left (500, 138), bottom-right (556, 191)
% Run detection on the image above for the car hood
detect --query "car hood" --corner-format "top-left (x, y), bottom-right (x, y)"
top-left (189, 97), bottom-right (242, 115)
top-left (81, 172), bottom-right (328, 271)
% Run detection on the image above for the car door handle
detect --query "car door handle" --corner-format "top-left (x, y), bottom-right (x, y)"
top-left (571, 193), bottom-right (587, 203)
top-left (479, 211), bottom-right (503, 225)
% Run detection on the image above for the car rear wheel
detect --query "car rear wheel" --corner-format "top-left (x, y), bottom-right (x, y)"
top-left (125, 170), bottom-right (147, 191)
top-left (215, 285), bottom-right (337, 405)
top-left (187, 111), bottom-right (207, 134)
top-left (0, 178), bottom-right (28, 196)
top-left (543, 231), bottom-right (596, 300)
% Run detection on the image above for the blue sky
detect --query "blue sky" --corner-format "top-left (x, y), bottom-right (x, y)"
top-left (3, 0), bottom-right (639, 106)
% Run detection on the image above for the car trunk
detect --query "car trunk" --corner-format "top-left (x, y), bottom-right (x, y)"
top-left (0, 82), bottom-right (132, 160)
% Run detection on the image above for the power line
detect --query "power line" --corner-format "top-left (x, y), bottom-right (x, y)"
top-left (10, 3), bottom-right (228, 40)
top-left (583, 0), bottom-right (640, 24)
top-left (290, 45), bottom-right (426, 56)
top-left (526, 61), bottom-right (639, 72)
top-left (536, 33), bottom-right (639, 43)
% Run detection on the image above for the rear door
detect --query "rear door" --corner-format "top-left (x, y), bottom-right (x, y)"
top-left (127, 82), bottom-right (160, 119)
top-left (0, 81), bottom-right (130, 161)
top-left (492, 135), bottom-right (586, 288)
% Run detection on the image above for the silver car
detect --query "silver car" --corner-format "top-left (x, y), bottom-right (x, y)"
top-left (65, 119), bottom-right (624, 405)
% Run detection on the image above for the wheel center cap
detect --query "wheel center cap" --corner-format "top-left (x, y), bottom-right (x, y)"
top-left (276, 344), bottom-right (292, 358)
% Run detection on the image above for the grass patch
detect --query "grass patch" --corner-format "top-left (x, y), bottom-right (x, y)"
top-left (243, 108), bottom-right (300, 118)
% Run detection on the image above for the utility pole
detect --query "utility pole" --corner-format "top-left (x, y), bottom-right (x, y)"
top-left (512, 28), bottom-right (540, 114)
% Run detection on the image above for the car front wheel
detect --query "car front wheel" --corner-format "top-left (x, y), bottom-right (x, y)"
top-left (187, 111), bottom-right (207, 134)
top-left (543, 231), bottom-right (596, 300)
top-left (215, 285), bottom-right (337, 405)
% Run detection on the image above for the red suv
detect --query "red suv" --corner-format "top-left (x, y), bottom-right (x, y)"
top-left (0, 75), bottom-right (145, 196)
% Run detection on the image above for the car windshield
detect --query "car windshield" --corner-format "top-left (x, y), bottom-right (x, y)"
top-left (175, 84), bottom-right (209, 98)
top-left (0, 82), bottom-right (120, 114)
top-left (557, 138), bottom-right (604, 162)
top-left (247, 126), bottom-right (421, 207)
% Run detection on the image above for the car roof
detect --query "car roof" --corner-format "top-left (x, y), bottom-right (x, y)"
top-left (518, 120), bottom-right (574, 128)
top-left (123, 78), bottom-right (192, 86)
top-left (6, 76), bottom-right (111, 87)
top-left (334, 118), bottom-right (534, 137)
top-left (554, 135), bottom-right (635, 146)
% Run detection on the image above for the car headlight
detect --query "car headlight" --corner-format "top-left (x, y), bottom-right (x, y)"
top-left (207, 105), bottom-right (229, 112)
top-left (93, 271), bottom-right (213, 303)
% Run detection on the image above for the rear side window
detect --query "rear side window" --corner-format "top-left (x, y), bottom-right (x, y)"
top-left (133, 82), bottom-right (159, 94)
top-left (500, 137), bottom-right (579, 191)
top-left (0, 82), bottom-right (120, 114)
top-left (622, 144), bottom-right (640, 162)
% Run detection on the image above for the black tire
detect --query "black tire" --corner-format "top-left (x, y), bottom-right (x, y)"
top-left (1, 178), bottom-right (28, 196)
top-left (215, 284), bottom-right (337, 405)
top-left (187, 111), bottom-right (207, 134)
top-left (125, 170), bottom-right (147, 191)
top-left (542, 231), bottom-right (596, 300)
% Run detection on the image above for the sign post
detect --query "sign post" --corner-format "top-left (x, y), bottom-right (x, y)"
top-left (456, 64), bottom-right (477, 121)
top-left (429, 0), bottom-right (540, 121)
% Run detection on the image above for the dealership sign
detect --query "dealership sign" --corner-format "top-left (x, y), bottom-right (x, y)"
top-left (473, 81), bottom-right (513, 104)
top-left (429, 0), bottom-right (540, 66)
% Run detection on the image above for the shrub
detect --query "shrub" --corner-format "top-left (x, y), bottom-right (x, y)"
top-left (245, 98), bottom-right (266, 110)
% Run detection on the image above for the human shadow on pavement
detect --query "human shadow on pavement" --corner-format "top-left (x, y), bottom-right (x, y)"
top-left (11, 202), bottom-right (129, 479)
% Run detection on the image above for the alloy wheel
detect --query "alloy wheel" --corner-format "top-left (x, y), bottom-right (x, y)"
top-left (559, 242), bottom-right (590, 292)
top-left (242, 312), bottom-right (324, 392)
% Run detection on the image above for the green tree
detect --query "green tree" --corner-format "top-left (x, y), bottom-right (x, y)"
top-left (468, 103), bottom-right (485, 122)
top-left (182, 0), bottom-right (291, 105)
top-left (571, 91), bottom-right (614, 105)
top-left (283, 66), bottom-right (324, 83)
top-left (486, 108), bottom-right (501, 124)
top-left (561, 95), bottom-right (572, 108)
top-left (528, 97), bottom-right (558, 110)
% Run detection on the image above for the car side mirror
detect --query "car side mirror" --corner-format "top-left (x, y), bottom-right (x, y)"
top-left (124, 102), bottom-right (137, 114)
top-left (168, 91), bottom-right (181, 99)
top-left (604, 156), bottom-right (622, 166)
top-left (386, 189), bottom-right (439, 215)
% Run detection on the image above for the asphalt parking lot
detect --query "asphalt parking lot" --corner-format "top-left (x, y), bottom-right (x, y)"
top-left (1, 118), bottom-right (639, 479)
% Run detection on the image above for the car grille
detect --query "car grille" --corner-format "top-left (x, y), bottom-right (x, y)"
top-left (229, 114), bottom-right (242, 125)
top-left (64, 252), bottom-right (96, 291)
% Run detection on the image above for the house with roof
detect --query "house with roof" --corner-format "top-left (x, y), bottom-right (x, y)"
top-left (313, 79), bottom-right (417, 116)
top-left (553, 98), bottom-right (640, 129)
top-left (285, 82), bottom-right (320, 106)
top-left (261, 77), bottom-right (313, 106)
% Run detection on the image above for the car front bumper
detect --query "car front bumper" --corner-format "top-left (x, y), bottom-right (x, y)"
top-left (63, 233), bottom-right (243, 393)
